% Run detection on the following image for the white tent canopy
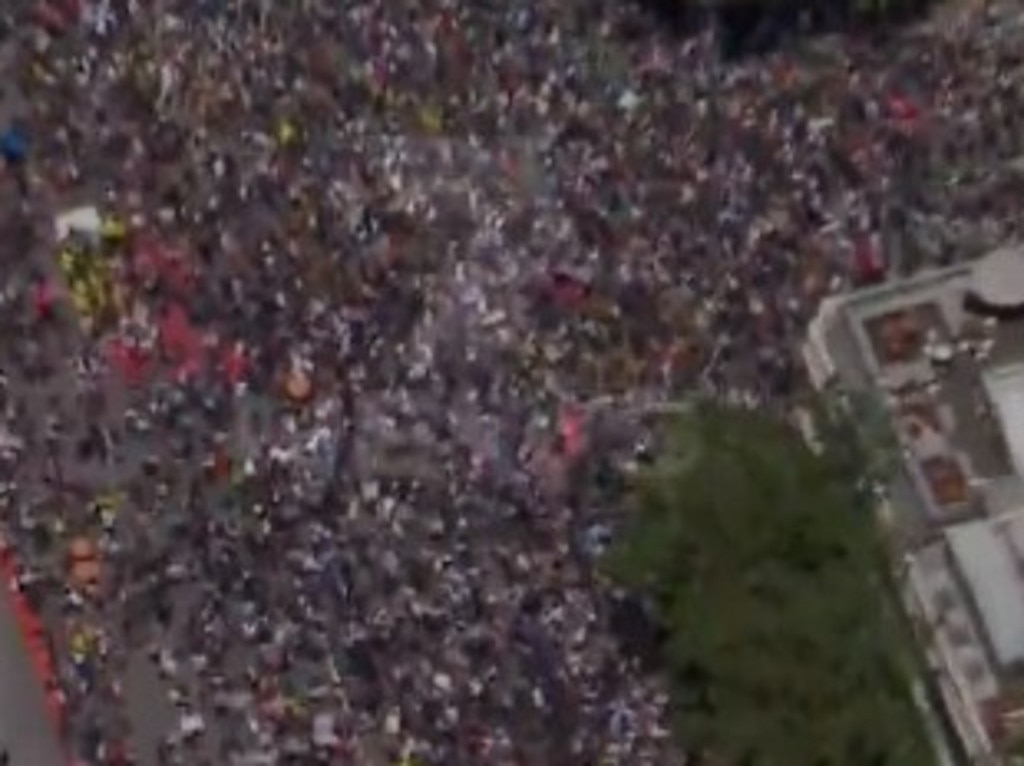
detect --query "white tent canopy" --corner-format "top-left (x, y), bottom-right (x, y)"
top-left (54, 206), bottom-right (102, 241)
top-left (972, 246), bottom-right (1024, 308)
top-left (985, 363), bottom-right (1024, 479)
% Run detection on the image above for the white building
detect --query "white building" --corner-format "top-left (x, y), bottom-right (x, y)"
top-left (807, 245), bottom-right (1024, 763)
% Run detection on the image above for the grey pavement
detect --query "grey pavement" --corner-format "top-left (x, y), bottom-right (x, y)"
top-left (0, 37), bottom-right (64, 766)
top-left (0, 581), bottom-right (65, 766)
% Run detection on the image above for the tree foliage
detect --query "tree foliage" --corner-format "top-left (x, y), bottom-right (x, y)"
top-left (810, 388), bottom-right (901, 506)
top-left (603, 401), bottom-right (934, 766)
top-left (638, 0), bottom-right (937, 56)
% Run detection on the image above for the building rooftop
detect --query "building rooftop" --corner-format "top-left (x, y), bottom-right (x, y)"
top-left (807, 245), bottom-right (1024, 755)
top-left (983, 364), bottom-right (1024, 480)
top-left (908, 538), bottom-right (999, 694)
top-left (945, 513), bottom-right (1024, 671)
top-left (971, 244), bottom-right (1024, 311)
top-left (823, 252), bottom-right (1024, 524)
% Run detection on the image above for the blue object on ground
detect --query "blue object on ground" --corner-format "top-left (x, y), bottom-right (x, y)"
top-left (0, 128), bottom-right (27, 164)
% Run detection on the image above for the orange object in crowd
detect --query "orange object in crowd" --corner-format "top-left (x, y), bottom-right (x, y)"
top-left (284, 368), bottom-right (313, 404)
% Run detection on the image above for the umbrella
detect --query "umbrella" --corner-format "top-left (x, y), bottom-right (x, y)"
top-left (1, 127), bottom-right (27, 165)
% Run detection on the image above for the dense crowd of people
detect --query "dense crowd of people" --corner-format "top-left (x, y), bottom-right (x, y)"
top-left (0, 0), bottom-right (1024, 764)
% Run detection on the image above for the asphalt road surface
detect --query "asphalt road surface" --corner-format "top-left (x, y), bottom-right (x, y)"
top-left (0, 32), bottom-right (65, 766)
top-left (0, 583), bottom-right (65, 766)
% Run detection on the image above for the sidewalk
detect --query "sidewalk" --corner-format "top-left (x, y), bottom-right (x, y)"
top-left (0, 550), bottom-right (66, 766)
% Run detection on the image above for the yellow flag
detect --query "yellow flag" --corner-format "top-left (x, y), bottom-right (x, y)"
top-left (70, 632), bottom-right (87, 656)
top-left (94, 256), bottom-right (111, 282)
top-left (277, 119), bottom-right (297, 147)
top-left (59, 249), bottom-right (75, 277)
top-left (111, 281), bottom-right (127, 315)
top-left (100, 216), bottom-right (126, 241)
top-left (71, 288), bottom-right (90, 318)
top-left (419, 104), bottom-right (442, 134)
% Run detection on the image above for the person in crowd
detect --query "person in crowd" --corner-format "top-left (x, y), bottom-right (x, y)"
top-left (0, 0), bottom-right (1022, 764)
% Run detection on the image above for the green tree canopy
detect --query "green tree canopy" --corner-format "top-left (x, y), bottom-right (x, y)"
top-left (604, 401), bottom-right (933, 766)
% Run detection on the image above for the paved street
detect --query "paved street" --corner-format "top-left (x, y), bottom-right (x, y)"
top-left (0, 581), bottom-right (65, 766)
top-left (0, 32), bottom-right (65, 766)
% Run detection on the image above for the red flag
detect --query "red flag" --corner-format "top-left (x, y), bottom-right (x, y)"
top-left (33, 2), bottom-right (70, 33)
top-left (558, 407), bottom-right (585, 459)
top-left (159, 304), bottom-right (205, 381)
top-left (887, 94), bottom-right (919, 122)
top-left (105, 337), bottom-right (150, 387)
top-left (550, 271), bottom-right (588, 310)
top-left (33, 280), bottom-right (55, 320)
top-left (220, 342), bottom-right (248, 386)
top-left (854, 237), bottom-right (885, 285)
top-left (886, 94), bottom-right (922, 135)
top-left (61, 0), bottom-right (83, 22)
top-left (134, 242), bottom-right (193, 293)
